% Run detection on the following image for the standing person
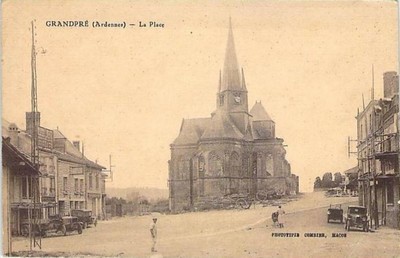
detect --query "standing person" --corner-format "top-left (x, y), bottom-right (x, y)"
top-left (277, 206), bottom-right (286, 228)
top-left (150, 218), bottom-right (158, 252)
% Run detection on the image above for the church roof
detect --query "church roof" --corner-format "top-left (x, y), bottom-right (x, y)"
top-left (221, 18), bottom-right (243, 92)
top-left (250, 101), bottom-right (273, 121)
top-left (173, 118), bottom-right (211, 145)
top-left (252, 121), bottom-right (272, 139)
top-left (200, 110), bottom-right (243, 140)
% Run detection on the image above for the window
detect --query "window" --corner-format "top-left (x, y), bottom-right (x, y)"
top-left (230, 152), bottom-right (240, 177)
top-left (198, 156), bottom-right (205, 178)
top-left (89, 173), bottom-right (93, 189)
top-left (177, 159), bottom-right (189, 180)
top-left (207, 152), bottom-right (223, 177)
top-left (75, 178), bottom-right (78, 192)
top-left (63, 177), bottom-right (68, 192)
top-left (96, 175), bottom-right (99, 189)
top-left (80, 179), bottom-right (84, 192)
top-left (50, 178), bottom-right (55, 194)
top-left (22, 177), bottom-right (32, 199)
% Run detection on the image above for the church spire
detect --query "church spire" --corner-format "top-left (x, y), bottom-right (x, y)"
top-left (241, 67), bottom-right (247, 91)
top-left (221, 18), bottom-right (241, 92)
top-left (218, 70), bottom-right (222, 92)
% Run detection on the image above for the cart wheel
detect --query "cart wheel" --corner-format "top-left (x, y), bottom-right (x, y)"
top-left (235, 199), bottom-right (247, 209)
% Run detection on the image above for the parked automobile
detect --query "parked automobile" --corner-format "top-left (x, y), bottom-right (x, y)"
top-left (344, 205), bottom-right (369, 232)
top-left (71, 209), bottom-right (97, 229)
top-left (327, 204), bottom-right (343, 223)
top-left (60, 216), bottom-right (84, 235)
top-left (21, 215), bottom-right (83, 237)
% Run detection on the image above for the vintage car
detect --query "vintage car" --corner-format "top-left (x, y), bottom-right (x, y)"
top-left (344, 205), bottom-right (369, 232)
top-left (60, 216), bottom-right (84, 235)
top-left (21, 215), bottom-right (83, 237)
top-left (71, 209), bottom-right (97, 229)
top-left (327, 204), bottom-right (343, 223)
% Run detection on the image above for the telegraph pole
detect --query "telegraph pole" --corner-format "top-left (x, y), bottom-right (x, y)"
top-left (30, 20), bottom-right (42, 250)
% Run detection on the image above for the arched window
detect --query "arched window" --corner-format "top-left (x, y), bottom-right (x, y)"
top-left (207, 152), bottom-right (223, 177)
top-left (230, 152), bottom-right (240, 177)
top-left (266, 154), bottom-right (273, 176)
top-left (241, 155), bottom-right (249, 178)
top-left (198, 155), bottom-right (205, 178)
top-left (177, 156), bottom-right (189, 180)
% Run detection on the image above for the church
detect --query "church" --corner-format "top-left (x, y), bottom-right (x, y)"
top-left (169, 20), bottom-right (299, 212)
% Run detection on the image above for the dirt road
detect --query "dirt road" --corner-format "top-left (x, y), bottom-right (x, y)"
top-left (11, 192), bottom-right (400, 257)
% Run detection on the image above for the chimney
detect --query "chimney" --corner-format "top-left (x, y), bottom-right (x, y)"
top-left (73, 141), bottom-right (80, 152)
top-left (25, 112), bottom-right (41, 136)
top-left (8, 123), bottom-right (20, 147)
top-left (383, 71), bottom-right (398, 99)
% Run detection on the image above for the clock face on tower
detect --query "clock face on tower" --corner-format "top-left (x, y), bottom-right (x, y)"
top-left (234, 94), bottom-right (241, 104)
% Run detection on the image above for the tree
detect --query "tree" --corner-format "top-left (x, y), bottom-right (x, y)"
top-left (333, 172), bottom-right (342, 187)
top-left (314, 177), bottom-right (322, 189)
top-left (322, 172), bottom-right (333, 188)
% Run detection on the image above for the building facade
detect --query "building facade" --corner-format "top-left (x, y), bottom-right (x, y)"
top-left (2, 112), bottom-right (107, 234)
top-left (2, 137), bottom-right (41, 254)
top-left (169, 21), bottom-right (299, 212)
top-left (357, 71), bottom-right (399, 229)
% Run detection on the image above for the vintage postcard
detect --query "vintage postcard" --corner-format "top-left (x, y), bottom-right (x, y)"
top-left (2, 0), bottom-right (399, 257)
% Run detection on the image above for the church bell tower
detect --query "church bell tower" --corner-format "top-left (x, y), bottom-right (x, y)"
top-left (216, 18), bottom-right (250, 134)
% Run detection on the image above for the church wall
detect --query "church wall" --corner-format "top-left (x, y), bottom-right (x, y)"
top-left (257, 177), bottom-right (287, 194)
top-left (170, 140), bottom-right (296, 211)
top-left (169, 145), bottom-right (197, 211)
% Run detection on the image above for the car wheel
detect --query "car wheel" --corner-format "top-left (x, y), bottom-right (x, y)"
top-left (77, 224), bottom-right (82, 234)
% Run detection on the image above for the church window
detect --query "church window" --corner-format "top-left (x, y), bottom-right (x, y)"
top-left (177, 157), bottom-right (190, 180)
top-left (230, 152), bottom-right (240, 177)
top-left (207, 152), bottom-right (223, 177)
top-left (266, 154), bottom-right (274, 176)
top-left (198, 155), bottom-right (205, 178)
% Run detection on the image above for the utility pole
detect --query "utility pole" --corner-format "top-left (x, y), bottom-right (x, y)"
top-left (371, 65), bottom-right (379, 229)
top-left (104, 155), bottom-right (115, 182)
top-left (30, 20), bottom-right (42, 250)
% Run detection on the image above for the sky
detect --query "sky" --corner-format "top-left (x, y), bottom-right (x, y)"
top-left (2, 0), bottom-right (398, 192)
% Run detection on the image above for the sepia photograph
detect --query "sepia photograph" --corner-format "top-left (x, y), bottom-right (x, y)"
top-left (2, 0), bottom-right (400, 257)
